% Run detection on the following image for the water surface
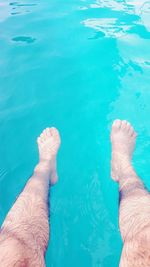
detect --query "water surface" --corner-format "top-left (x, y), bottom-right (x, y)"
top-left (0, 0), bottom-right (150, 266)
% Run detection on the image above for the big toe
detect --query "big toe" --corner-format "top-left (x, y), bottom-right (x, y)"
top-left (112, 119), bottom-right (122, 132)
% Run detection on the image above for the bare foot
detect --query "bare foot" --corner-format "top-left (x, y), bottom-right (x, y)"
top-left (111, 120), bottom-right (137, 182)
top-left (37, 127), bottom-right (61, 185)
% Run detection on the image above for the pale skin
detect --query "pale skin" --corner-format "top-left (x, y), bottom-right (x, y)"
top-left (111, 119), bottom-right (150, 267)
top-left (0, 120), bottom-right (149, 267)
top-left (0, 127), bottom-right (61, 267)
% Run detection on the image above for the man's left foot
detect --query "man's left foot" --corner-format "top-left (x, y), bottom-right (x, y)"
top-left (37, 127), bottom-right (61, 185)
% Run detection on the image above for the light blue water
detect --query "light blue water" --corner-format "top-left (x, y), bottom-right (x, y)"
top-left (0, 0), bottom-right (150, 266)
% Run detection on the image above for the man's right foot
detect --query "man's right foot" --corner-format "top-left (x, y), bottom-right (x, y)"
top-left (111, 119), bottom-right (137, 182)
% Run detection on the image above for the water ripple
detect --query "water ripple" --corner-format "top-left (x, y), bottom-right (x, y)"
top-left (9, 2), bottom-right (37, 7)
top-left (0, 168), bottom-right (7, 182)
top-left (0, 1), bottom-right (38, 22)
top-left (81, 0), bottom-right (150, 39)
top-left (79, 173), bottom-right (115, 230)
top-left (82, 18), bottom-right (131, 38)
top-left (90, 0), bottom-right (135, 14)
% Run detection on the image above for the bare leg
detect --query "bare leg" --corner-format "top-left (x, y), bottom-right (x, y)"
top-left (0, 127), bottom-right (61, 267)
top-left (111, 120), bottom-right (150, 267)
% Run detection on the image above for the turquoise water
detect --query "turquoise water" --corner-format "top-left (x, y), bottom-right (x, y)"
top-left (0, 0), bottom-right (150, 266)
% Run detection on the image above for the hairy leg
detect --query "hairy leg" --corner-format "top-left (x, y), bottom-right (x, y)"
top-left (111, 120), bottom-right (150, 267)
top-left (0, 127), bottom-right (61, 267)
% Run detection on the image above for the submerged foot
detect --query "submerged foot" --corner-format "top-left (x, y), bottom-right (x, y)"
top-left (37, 127), bottom-right (61, 185)
top-left (111, 119), bottom-right (137, 182)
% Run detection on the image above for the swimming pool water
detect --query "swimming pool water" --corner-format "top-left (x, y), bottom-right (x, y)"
top-left (0, 0), bottom-right (150, 266)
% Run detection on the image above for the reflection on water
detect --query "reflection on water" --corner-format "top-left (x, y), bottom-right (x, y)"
top-left (9, 2), bottom-right (37, 6)
top-left (0, 0), bottom-right (37, 21)
top-left (90, 0), bottom-right (150, 15)
top-left (89, 0), bottom-right (135, 13)
top-left (140, 2), bottom-right (150, 31)
top-left (81, 0), bottom-right (150, 129)
top-left (82, 18), bottom-right (131, 38)
top-left (82, 0), bottom-right (150, 38)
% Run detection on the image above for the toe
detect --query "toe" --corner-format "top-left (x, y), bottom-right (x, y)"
top-left (45, 128), bottom-right (50, 136)
top-left (50, 127), bottom-right (61, 146)
top-left (49, 127), bottom-right (56, 135)
top-left (43, 129), bottom-right (48, 136)
top-left (124, 121), bottom-right (135, 136)
top-left (50, 127), bottom-right (59, 138)
top-left (40, 133), bottom-right (46, 142)
top-left (129, 126), bottom-right (136, 137)
top-left (121, 120), bottom-right (128, 131)
top-left (37, 137), bottom-right (44, 145)
top-left (112, 119), bottom-right (122, 130)
top-left (126, 121), bottom-right (131, 132)
top-left (132, 131), bottom-right (137, 138)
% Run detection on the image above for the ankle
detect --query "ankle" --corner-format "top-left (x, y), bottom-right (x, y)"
top-left (120, 163), bottom-right (135, 177)
top-left (118, 165), bottom-right (138, 188)
top-left (34, 161), bottom-right (52, 178)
